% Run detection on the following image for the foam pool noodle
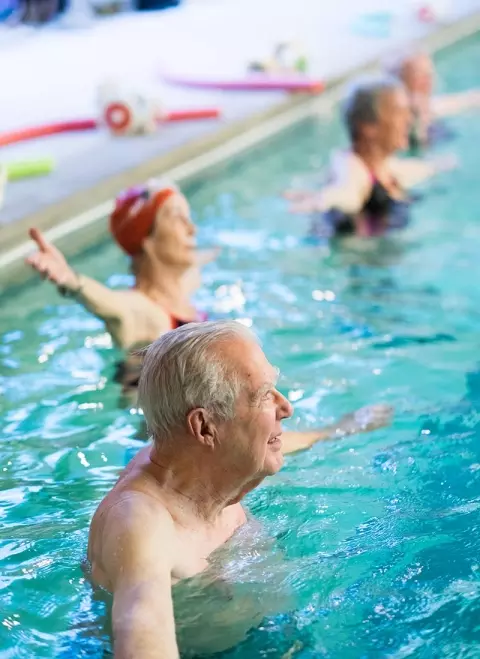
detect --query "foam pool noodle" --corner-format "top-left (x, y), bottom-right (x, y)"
top-left (295, 55), bottom-right (308, 73)
top-left (5, 158), bottom-right (55, 181)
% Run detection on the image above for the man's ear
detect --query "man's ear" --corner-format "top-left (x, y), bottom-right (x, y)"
top-left (187, 408), bottom-right (217, 448)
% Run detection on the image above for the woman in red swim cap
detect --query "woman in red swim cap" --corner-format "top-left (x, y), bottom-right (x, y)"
top-left (26, 182), bottom-right (212, 352)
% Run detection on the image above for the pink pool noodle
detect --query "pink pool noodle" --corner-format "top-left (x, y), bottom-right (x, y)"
top-left (162, 73), bottom-right (325, 94)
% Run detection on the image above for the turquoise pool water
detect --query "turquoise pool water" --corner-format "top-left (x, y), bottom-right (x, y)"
top-left (2, 35), bottom-right (480, 658)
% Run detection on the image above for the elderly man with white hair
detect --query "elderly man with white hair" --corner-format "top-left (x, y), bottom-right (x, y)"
top-left (87, 320), bottom-right (390, 658)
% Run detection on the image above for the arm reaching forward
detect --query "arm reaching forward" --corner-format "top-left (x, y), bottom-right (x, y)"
top-left (433, 90), bottom-right (480, 118)
top-left (281, 403), bottom-right (392, 455)
top-left (285, 153), bottom-right (371, 216)
top-left (388, 154), bottom-right (457, 189)
top-left (195, 246), bottom-right (221, 267)
top-left (26, 228), bottom-right (128, 336)
top-left (102, 496), bottom-right (179, 659)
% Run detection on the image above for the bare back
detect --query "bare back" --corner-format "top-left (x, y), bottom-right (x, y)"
top-left (74, 263), bottom-right (204, 350)
top-left (104, 290), bottom-right (172, 350)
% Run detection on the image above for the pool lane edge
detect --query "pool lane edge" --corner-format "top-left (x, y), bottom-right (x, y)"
top-left (1, 10), bottom-right (480, 293)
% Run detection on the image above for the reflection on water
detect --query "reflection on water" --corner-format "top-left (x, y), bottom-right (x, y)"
top-left (1, 35), bottom-right (480, 659)
top-left (66, 519), bottom-right (296, 658)
top-left (174, 519), bottom-right (294, 657)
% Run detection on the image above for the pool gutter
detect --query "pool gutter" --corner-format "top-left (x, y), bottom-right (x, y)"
top-left (1, 11), bottom-right (480, 293)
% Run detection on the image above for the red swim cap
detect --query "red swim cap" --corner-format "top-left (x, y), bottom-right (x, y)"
top-left (109, 186), bottom-right (177, 255)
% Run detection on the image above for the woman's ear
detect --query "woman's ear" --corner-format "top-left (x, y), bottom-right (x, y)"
top-left (140, 232), bottom-right (156, 260)
top-left (187, 408), bottom-right (217, 449)
top-left (362, 122), bottom-right (378, 141)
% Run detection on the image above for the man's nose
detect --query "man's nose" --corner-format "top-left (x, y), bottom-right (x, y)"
top-left (276, 390), bottom-right (294, 420)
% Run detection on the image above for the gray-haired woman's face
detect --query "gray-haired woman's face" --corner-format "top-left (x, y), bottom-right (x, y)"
top-left (372, 87), bottom-right (411, 153)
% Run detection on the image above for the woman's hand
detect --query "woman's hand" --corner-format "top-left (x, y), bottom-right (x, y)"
top-left (283, 189), bottom-right (314, 201)
top-left (333, 403), bottom-right (393, 435)
top-left (26, 228), bottom-right (80, 291)
top-left (284, 191), bottom-right (323, 214)
top-left (195, 246), bottom-right (221, 267)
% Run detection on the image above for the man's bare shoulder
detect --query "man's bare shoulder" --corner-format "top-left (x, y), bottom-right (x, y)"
top-left (100, 488), bottom-right (174, 541)
top-left (88, 457), bottom-right (176, 592)
top-left (93, 446), bottom-right (167, 522)
top-left (88, 448), bottom-right (173, 565)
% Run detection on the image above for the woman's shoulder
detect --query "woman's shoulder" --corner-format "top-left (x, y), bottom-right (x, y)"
top-left (116, 289), bottom-right (168, 314)
top-left (115, 289), bottom-right (172, 333)
top-left (330, 150), bottom-right (371, 182)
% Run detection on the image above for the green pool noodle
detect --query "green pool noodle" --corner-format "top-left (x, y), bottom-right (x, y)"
top-left (295, 56), bottom-right (308, 73)
top-left (5, 158), bottom-right (55, 180)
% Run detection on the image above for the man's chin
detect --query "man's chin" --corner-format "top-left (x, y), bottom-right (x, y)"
top-left (265, 453), bottom-right (284, 475)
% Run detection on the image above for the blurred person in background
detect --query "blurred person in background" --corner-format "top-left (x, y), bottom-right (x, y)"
top-left (16, 0), bottom-right (59, 23)
top-left (286, 76), bottom-right (454, 238)
top-left (26, 183), bottom-right (215, 395)
top-left (385, 48), bottom-right (480, 152)
top-left (26, 183), bottom-right (210, 351)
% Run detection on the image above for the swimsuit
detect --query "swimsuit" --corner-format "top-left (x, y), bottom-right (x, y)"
top-left (171, 309), bottom-right (208, 329)
top-left (115, 308), bottom-right (208, 393)
top-left (314, 170), bottom-right (410, 239)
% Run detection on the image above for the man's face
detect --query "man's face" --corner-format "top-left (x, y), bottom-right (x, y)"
top-left (374, 87), bottom-right (411, 153)
top-left (216, 337), bottom-right (293, 482)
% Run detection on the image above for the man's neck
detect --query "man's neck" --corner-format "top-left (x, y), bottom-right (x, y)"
top-left (148, 444), bottom-right (257, 524)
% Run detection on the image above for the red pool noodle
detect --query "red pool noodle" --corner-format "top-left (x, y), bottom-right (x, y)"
top-left (0, 119), bottom-right (98, 147)
top-left (164, 108), bottom-right (221, 121)
top-left (0, 109), bottom-right (221, 147)
top-left (162, 74), bottom-right (324, 94)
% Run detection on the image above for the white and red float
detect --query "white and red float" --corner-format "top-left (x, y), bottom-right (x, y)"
top-left (0, 80), bottom-right (221, 147)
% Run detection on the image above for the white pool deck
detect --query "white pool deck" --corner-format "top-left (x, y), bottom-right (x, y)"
top-left (0, 0), bottom-right (479, 277)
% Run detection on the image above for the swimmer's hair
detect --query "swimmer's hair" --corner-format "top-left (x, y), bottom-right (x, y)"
top-left (342, 75), bottom-right (404, 142)
top-left (383, 45), bottom-right (430, 80)
top-left (138, 320), bottom-right (259, 443)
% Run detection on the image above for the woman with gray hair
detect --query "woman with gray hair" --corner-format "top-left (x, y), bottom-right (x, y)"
top-left (385, 48), bottom-right (480, 152)
top-left (287, 75), bottom-right (451, 237)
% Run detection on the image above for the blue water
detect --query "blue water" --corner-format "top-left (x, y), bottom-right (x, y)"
top-left (1, 35), bottom-right (480, 659)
